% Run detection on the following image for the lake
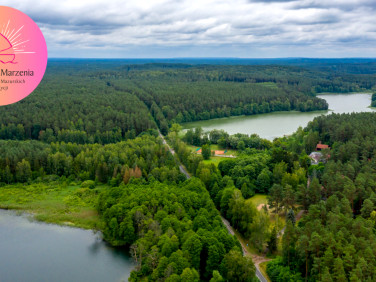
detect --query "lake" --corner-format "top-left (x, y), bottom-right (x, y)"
top-left (183, 93), bottom-right (376, 139)
top-left (0, 210), bottom-right (134, 282)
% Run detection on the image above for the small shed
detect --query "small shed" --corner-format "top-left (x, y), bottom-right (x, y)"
top-left (316, 141), bottom-right (329, 151)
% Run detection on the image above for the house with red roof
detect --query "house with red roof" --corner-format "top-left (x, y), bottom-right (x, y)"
top-left (316, 141), bottom-right (329, 151)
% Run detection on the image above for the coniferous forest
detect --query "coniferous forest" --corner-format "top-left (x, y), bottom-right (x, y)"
top-left (1, 59), bottom-right (376, 281)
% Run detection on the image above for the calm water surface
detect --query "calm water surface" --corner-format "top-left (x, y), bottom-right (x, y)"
top-left (0, 210), bottom-right (134, 282)
top-left (183, 93), bottom-right (376, 139)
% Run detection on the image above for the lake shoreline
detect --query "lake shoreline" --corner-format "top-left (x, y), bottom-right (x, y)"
top-left (182, 93), bottom-right (375, 139)
top-left (0, 207), bottom-right (93, 230)
top-left (0, 209), bottom-right (134, 282)
top-left (0, 183), bottom-right (102, 230)
top-left (315, 91), bottom-right (373, 95)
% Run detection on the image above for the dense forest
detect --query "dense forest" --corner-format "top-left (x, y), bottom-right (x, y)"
top-left (98, 179), bottom-right (255, 281)
top-left (0, 74), bottom-right (155, 143)
top-left (263, 112), bottom-right (376, 281)
top-left (1, 60), bottom-right (376, 281)
top-left (1, 60), bottom-right (376, 141)
top-left (174, 113), bottom-right (376, 281)
top-left (0, 135), bottom-right (185, 185)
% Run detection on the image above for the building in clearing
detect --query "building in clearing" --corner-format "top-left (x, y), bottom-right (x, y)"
top-left (196, 148), bottom-right (225, 155)
top-left (316, 141), bottom-right (329, 151)
top-left (310, 142), bottom-right (330, 164)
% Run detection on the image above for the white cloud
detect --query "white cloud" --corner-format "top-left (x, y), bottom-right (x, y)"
top-left (2, 0), bottom-right (376, 57)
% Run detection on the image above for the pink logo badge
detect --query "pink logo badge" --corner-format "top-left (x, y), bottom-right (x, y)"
top-left (0, 6), bottom-right (48, 106)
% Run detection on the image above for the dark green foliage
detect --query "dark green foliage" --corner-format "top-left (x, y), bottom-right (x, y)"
top-left (0, 69), bottom-right (156, 144)
top-left (125, 79), bottom-right (327, 124)
top-left (268, 227), bottom-right (277, 254)
top-left (1, 61), bottom-right (376, 281)
top-left (2, 61), bottom-right (375, 146)
top-left (15, 159), bottom-right (32, 183)
top-left (286, 209), bottom-right (296, 226)
top-left (218, 150), bottom-right (271, 194)
top-left (220, 250), bottom-right (257, 282)
top-left (266, 257), bottom-right (303, 282)
top-left (268, 184), bottom-right (284, 214)
top-left (280, 112), bottom-right (376, 281)
top-left (185, 129), bottom-right (271, 151)
top-left (371, 93), bottom-right (376, 107)
top-left (0, 136), bottom-right (183, 185)
top-left (97, 178), bottom-right (247, 281)
top-left (202, 144), bottom-right (211, 160)
top-left (81, 180), bottom-right (96, 189)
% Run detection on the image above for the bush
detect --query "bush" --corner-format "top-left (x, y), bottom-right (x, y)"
top-left (202, 144), bottom-right (211, 160)
top-left (371, 93), bottom-right (376, 107)
top-left (266, 257), bottom-right (303, 282)
top-left (81, 180), bottom-right (96, 189)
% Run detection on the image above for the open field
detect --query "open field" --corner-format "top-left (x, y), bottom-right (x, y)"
top-left (186, 143), bottom-right (237, 155)
top-left (0, 183), bottom-right (103, 229)
top-left (246, 194), bottom-right (268, 208)
top-left (185, 143), bottom-right (238, 166)
top-left (202, 157), bottom-right (224, 166)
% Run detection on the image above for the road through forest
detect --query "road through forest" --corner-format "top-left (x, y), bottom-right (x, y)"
top-left (159, 131), bottom-right (269, 282)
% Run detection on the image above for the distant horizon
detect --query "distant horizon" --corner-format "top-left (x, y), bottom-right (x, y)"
top-left (3, 1), bottom-right (376, 58)
top-left (47, 57), bottom-right (376, 60)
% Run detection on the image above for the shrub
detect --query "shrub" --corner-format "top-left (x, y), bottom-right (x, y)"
top-left (81, 180), bottom-right (96, 189)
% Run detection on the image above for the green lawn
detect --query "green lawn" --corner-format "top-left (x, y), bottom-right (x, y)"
top-left (0, 183), bottom-right (104, 229)
top-left (185, 143), bottom-right (238, 166)
top-left (202, 157), bottom-right (223, 166)
top-left (186, 143), bottom-right (237, 155)
top-left (246, 194), bottom-right (288, 231)
top-left (246, 194), bottom-right (268, 208)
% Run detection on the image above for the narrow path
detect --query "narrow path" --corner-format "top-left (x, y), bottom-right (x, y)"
top-left (277, 209), bottom-right (305, 238)
top-left (221, 216), bottom-right (270, 282)
top-left (158, 130), bottom-right (190, 178)
top-left (159, 131), bottom-right (268, 281)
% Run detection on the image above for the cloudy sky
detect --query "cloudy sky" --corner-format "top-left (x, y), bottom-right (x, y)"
top-left (3, 0), bottom-right (376, 58)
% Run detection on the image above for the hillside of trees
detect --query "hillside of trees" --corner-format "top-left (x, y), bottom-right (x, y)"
top-left (1, 60), bottom-right (375, 142)
top-left (98, 179), bottom-right (256, 281)
top-left (264, 113), bottom-right (376, 281)
top-left (0, 135), bottom-right (185, 185)
top-left (171, 111), bottom-right (376, 281)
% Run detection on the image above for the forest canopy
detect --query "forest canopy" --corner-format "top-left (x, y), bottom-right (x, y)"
top-left (1, 60), bottom-right (375, 142)
top-left (1, 60), bottom-right (376, 281)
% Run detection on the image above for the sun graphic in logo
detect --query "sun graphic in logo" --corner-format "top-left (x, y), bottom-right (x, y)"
top-left (0, 20), bottom-right (35, 64)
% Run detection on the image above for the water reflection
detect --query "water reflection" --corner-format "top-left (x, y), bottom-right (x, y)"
top-left (0, 210), bottom-right (134, 282)
top-left (183, 93), bottom-right (376, 139)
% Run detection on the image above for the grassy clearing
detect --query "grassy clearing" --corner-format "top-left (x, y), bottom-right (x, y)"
top-left (259, 261), bottom-right (271, 282)
top-left (246, 194), bottom-right (288, 232)
top-left (0, 183), bottom-right (104, 229)
top-left (202, 156), bottom-right (223, 166)
top-left (246, 194), bottom-right (268, 208)
top-left (185, 143), bottom-right (238, 166)
top-left (186, 143), bottom-right (238, 156)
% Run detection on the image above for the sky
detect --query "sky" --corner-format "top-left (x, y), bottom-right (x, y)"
top-left (3, 0), bottom-right (376, 58)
